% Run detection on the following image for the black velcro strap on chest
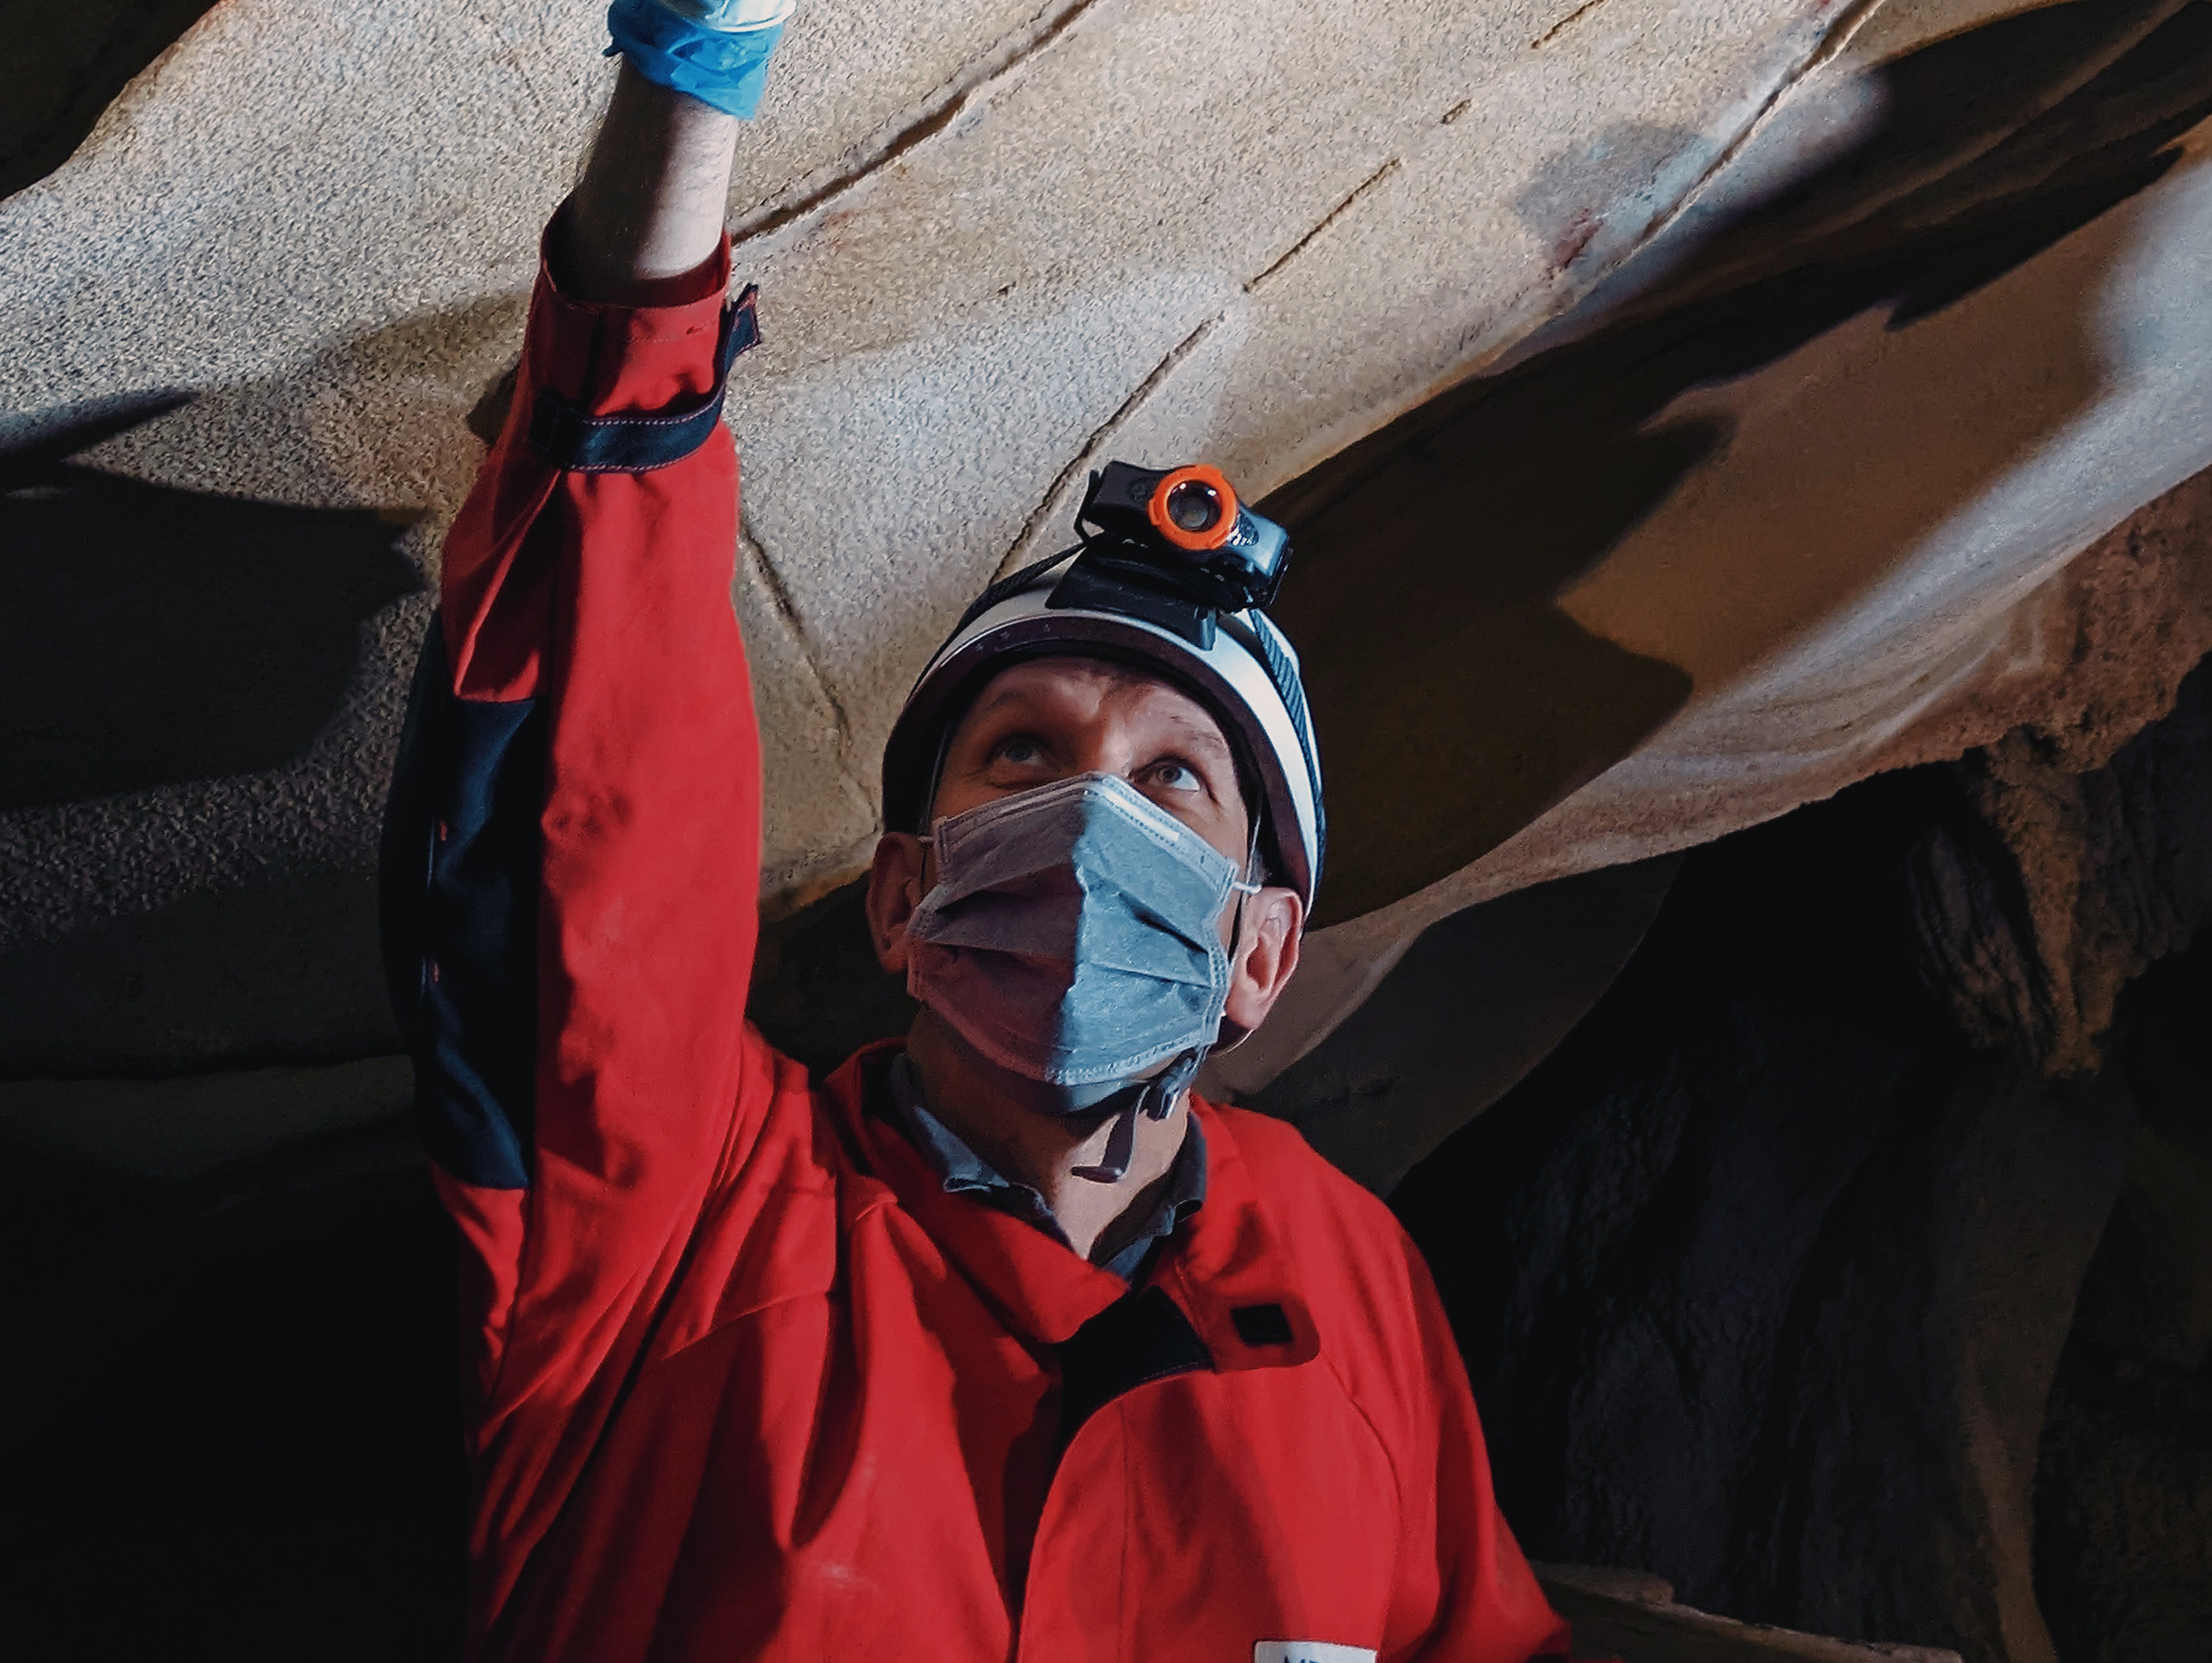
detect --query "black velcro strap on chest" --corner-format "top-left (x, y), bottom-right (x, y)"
top-left (526, 283), bottom-right (759, 473)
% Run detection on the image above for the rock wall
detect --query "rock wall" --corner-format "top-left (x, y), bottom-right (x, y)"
top-left (1392, 655), bottom-right (2212, 1663)
top-left (7, 1), bottom-right (2212, 1109)
top-left (1226, 2), bottom-right (2212, 1077)
top-left (2034, 938), bottom-right (2212, 1663)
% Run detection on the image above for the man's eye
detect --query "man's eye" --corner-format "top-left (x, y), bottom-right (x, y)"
top-left (1147, 760), bottom-right (1202, 793)
top-left (994, 737), bottom-right (1044, 765)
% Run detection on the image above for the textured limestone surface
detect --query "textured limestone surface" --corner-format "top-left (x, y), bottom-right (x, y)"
top-left (5, 0), bottom-right (2212, 1095)
top-left (1907, 637), bottom-right (2212, 1077)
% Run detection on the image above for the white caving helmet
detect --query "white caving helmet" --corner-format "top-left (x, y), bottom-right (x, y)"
top-left (881, 461), bottom-right (1325, 915)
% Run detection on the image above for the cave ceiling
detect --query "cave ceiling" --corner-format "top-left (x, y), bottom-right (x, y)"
top-left (4, 0), bottom-right (2211, 1090)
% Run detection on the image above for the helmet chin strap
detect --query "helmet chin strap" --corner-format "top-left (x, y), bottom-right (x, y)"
top-left (1069, 820), bottom-right (1262, 1185)
top-left (1070, 1047), bottom-right (1204, 1184)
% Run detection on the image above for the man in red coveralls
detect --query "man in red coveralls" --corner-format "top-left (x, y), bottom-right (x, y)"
top-left (379, 4), bottom-right (1578, 1659)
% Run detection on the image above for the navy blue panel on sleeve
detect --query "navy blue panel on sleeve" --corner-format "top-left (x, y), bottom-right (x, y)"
top-left (379, 618), bottom-right (543, 1189)
top-left (525, 285), bottom-right (759, 474)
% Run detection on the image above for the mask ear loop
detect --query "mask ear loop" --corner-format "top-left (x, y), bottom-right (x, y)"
top-left (1073, 813), bottom-right (1265, 1187)
top-left (1210, 811), bottom-right (1265, 1044)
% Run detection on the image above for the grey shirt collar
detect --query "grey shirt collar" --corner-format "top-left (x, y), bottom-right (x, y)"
top-left (884, 1053), bottom-right (1206, 1282)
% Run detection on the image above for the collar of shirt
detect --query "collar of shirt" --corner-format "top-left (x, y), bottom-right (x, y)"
top-left (883, 1053), bottom-right (1206, 1281)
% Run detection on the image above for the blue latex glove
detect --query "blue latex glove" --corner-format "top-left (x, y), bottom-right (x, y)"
top-left (606, 0), bottom-right (794, 120)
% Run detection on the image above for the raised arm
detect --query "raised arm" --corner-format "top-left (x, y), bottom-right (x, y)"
top-left (380, 13), bottom-right (792, 1620)
top-left (559, 60), bottom-right (740, 301)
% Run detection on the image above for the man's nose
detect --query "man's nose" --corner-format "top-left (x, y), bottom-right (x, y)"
top-left (1059, 725), bottom-right (1130, 782)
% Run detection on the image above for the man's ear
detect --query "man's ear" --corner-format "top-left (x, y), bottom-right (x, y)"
top-left (865, 832), bottom-right (930, 973)
top-left (1222, 885), bottom-right (1303, 1035)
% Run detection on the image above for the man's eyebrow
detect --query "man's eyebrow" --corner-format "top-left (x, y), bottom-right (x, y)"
top-left (1155, 718), bottom-right (1234, 759)
top-left (964, 682), bottom-right (1048, 722)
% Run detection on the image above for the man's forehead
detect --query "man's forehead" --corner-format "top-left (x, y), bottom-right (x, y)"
top-left (962, 656), bottom-right (1231, 748)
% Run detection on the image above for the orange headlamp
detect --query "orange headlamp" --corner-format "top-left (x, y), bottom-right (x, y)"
top-left (1071, 458), bottom-right (1292, 613)
top-left (1145, 465), bottom-right (1240, 552)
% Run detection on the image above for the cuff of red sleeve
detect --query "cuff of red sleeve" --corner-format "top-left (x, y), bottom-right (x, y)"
top-left (533, 208), bottom-right (735, 414)
top-left (606, 0), bottom-right (786, 119)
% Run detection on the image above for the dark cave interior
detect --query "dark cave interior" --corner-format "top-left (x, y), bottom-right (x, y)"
top-left (1396, 660), bottom-right (2212, 1663)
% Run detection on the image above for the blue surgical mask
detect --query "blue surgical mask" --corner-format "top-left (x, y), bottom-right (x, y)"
top-left (903, 773), bottom-right (1257, 1174)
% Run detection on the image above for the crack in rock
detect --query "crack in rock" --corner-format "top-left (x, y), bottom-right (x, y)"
top-left (730, 0), bottom-right (1107, 247)
top-left (1532, 0), bottom-right (1615, 52)
top-left (1247, 158), bottom-right (1402, 293)
top-left (991, 309), bottom-right (1229, 581)
top-left (741, 519), bottom-right (864, 789)
top-left (1605, 0), bottom-right (1891, 274)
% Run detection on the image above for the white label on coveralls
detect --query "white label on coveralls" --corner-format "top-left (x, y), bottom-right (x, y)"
top-left (1253, 1645), bottom-right (1377, 1663)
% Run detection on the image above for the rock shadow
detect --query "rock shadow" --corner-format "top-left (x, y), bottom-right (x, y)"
top-left (0, 293), bottom-right (523, 1077)
top-left (0, 866), bottom-right (394, 1077)
top-left (1390, 647), bottom-right (2212, 1658)
top-left (1388, 763), bottom-right (2133, 1657)
top-left (0, 397), bottom-right (421, 811)
top-left (1243, 854), bottom-right (1680, 1195)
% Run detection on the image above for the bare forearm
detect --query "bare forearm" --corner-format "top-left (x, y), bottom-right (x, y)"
top-left (559, 60), bottom-right (739, 303)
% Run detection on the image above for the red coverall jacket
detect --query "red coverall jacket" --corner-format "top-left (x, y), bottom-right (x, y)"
top-left (379, 221), bottom-right (1572, 1663)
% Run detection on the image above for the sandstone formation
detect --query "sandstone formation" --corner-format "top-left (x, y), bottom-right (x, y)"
top-left (1900, 481), bottom-right (2212, 1074)
top-left (5, 0), bottom-right (2212, 1095)
top-left (2033, 932), bottom-right (2212, 1663)
top-left (1238, 851), bottom-right (1682, 1191)
top-left (1228, 1), bottom-right (2212, 1075)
